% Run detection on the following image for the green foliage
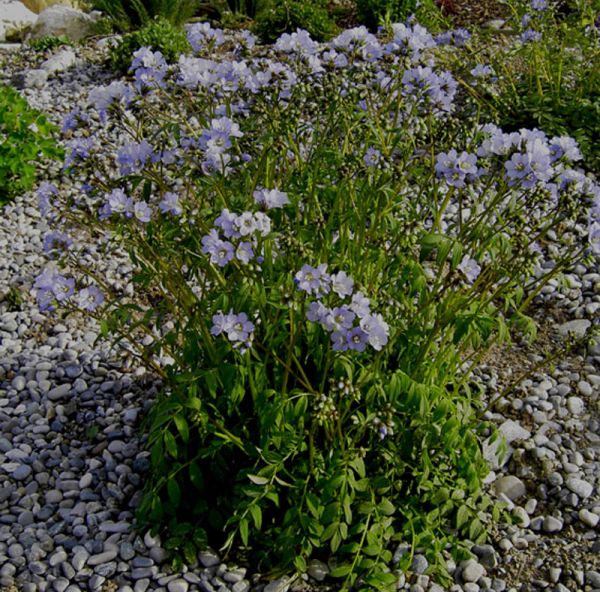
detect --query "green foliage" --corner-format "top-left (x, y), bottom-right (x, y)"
top-left (48, 17), bottom-right (594, 588)
top-left (27, 35), bottom-right (74, 52)
top-left (91, 0), bottom-right (198, 32)
top-left (356, 0), bottom-right (416, 30)
top-left (109, 18), bottom-right (191, 73)
top-left (449, 0), bottom-right (600, 171)
top-left (0, 85), bottom-right (63, 207)
top-left (253, 0), bottom-right (337, 43)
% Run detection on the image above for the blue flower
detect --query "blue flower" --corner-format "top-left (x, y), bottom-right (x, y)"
top-left (75, 285), bottom-right (104, 311)
top-left (211, 310), bottom-right (255, 352)
top-left (253, 188), bottom-right (290, 209)
top-left (159, 192), bottom-right (183, 216)
top-left (295, 264), bottom-right (331, 297)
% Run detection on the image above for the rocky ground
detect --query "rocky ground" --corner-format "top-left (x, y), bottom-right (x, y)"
top-left (0, 27), bottom-right (599, 592)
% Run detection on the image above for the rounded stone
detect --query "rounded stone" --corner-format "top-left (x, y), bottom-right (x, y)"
top-left (566, 477), bottom-right (593, 499)
top-left (461, 559), bottom-right (485, 583)
top-left (493, 475), bottom-right (526, 501)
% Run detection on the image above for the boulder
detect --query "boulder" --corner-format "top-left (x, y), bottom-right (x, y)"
top-left (0, 1), bottom-right (37, 42)
top-left (28, 4), bottom-right (100, 41)
top-left (20, 0), bottom-right (80, 14)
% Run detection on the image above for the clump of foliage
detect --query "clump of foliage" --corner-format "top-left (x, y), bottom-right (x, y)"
top-left (253, 0), bottom-right (337, 42)
top-left (355, 0), bottom-right (448, 31)
top-left (0, 85), bottom-right (63, 207)
top-left (91, 0), bottom-right (198, 32)
top-left (27, 35), bottom-right (74, 52)
top-left (38, 19), bottom-right (599, 591)
top-left (448, 0), bottom-right (600, 172)
top-left (109, 18), bottom-right (191, 73)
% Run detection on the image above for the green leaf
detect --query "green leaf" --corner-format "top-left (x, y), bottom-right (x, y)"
top-left (294, 555), bottom-right (307, 572)
top-left (248, 474), bottom-right (270, 485)
top-left (329, 563), bottom-right (353, 578)
top-left (378, 498), bottom-right (395, 516)
top-left (189, 463), bottom-right (204, 490)
top-left (239, 517), bottom-right (249, 546)
top-left (249, 505), bottom-right (262, 530)
top-left (164, 431), bottom-right (178, 458)
top-left (167, 479), bottom-right (181, 506)
top-left (173, 414), bottom-right (189, 443)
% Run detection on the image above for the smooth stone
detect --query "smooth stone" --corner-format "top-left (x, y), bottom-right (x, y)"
top-left (231, 581), bottom-right (250, 592)
top-left (306, 559), bottom-right (328, 582)
top-left (493, 476), bottom-right (526, 501)
top-left (47, 384), bottom-right (71, 401)
top-left (167, 580), bottom-right (189, 592)
top-left (411, 554), bottom-right (428, 574)
top-left (264, 577), bottom-right (289, 592)
top-left (543, 516), bottom-right (563, 532)
top-left (461, 559), bottom-right (485, 583)
top-left (198, 550), bottom-right (220, 567)
top-left (579, 509), bottom-right (600, 528)
top-left (567, 397), bottom-right (585, 415)
top-left (558, 319), bottom-right (590, 339)
top-left (566, 477), bottom-right (593, 499)
top-left (87, 549), bottom-right (118, 566)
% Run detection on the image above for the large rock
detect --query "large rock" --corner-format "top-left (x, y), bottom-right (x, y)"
top-left (28, 4), bottom-right (99, 41)
top-left (20, 0), bottom-right (79, 14)
top-left (0, 1), bottom-right (37, 42)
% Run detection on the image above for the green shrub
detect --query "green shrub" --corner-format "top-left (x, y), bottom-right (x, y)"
top-left (27, 35), bottom-right (74, 52)
top-left (91, 0), bottom-right (199, 32)
top-left (356, 0), bottom-right (417, 29)
top-left (0, 85), bottom-right (63, 206)
top-left (253, 0), bottom-right (337, 43)
top-left (109, 18), bottom-right (191, 73)
top-left (42, 22), bottom-right (597, 584)
top-left (449, 0), bottom-right (600, 172)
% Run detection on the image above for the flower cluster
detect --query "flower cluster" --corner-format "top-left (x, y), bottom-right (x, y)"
top-left (435, 149), bottom-right (480, 187)
top-left (34, 267), bottom-right (103, 312)
top-left (253, 187), bottom-right (290, 209)
top-left (211, 310), bottom-right (255, 353)
top-left (130, 46), bottom-right (168, 92)
top-left (187, 22), bottom-right (225, 53)
top-left (99, 188), bottom-right (153, 224)
top-left (198, 116), bottom-right (244, 174)
top-left (295, 265), bottom-right (389, 352)
top-left (88, 80), bottom-right (135, 123)
top-left (401, 66), bottom-right (457, 114)
top-left (201, 209), bottom-right (270, 267)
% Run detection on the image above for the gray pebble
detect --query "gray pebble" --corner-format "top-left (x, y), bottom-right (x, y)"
top-left (461, 559), bottom-right (485, 583)
top-left (47, 384), bottom-right (71, 401)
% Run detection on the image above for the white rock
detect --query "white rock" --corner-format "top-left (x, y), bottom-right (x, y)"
top-left (579, 508), bottom-right (599, 527)
top-left (28, 5), bottom-right (99, 41)
top-left (543, 515), bottom-right (563, 532)
top-left (40, 47), bottom-right (76, 74)
top-left (461, 559), bottom-right (485, 583)
top-left (0, 1), bottom-right (37, 42)
top-left (493, 475), bottom-right (526, 501)
top-left (558, 319), bottom-right (591, 339)
top-left (567, 396), bottom-right (585, 415)
top-left (566, 477), bottom-right (594, 499)
top-left (23, 68), bottom-right (48, 87)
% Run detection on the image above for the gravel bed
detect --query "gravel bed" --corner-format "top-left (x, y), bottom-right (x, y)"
top-left (0, 41), bottom-right (598, 592)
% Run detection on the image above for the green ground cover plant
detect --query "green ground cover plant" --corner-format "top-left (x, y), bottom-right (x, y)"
top-left (35, 10), bottom-right (599, 591)
top-left (91, 0), bottom-right (198, 31)
top-left (442, 0), bottom-right (600, 171)
top-left (109, 17), bottom-right (191, 72)
top-left (0, 85), bottom-right (64, 207)
top-left (27, 35), bottom-right (74, 51)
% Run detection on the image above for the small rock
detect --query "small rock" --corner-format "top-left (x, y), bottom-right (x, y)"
top-left (198, 550), bottom-right (220, 567)
top-left (264, 577), bottom-right (290, 592)
top-left (579, 508), bottom-right (599, 527)
top-left (167, 580), bottom-right (189, 592)
top-left (307, 559), bottom-right (328, 582)
top-left (12, 464), bottom-right (32, 480)
top-left (411, 554), bottom-right (428, 574)
top-left (558, 319), bottom-right (590, 339)
top-left (461, 559), bottom-right (485, 583)
top-left (47, 383), bottom-right (71, 401)
top-left (566, 477), bottom-right (594, 499)
top-left (567, 397), bottom-right (585, 415)
top-left (543, 515), bottom-right (563, 532)
top-left (493, 476), bottom-right (526, 501)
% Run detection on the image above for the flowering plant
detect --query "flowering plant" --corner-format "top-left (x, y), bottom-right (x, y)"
top-left (38, 20), bottom-right (598, 588)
